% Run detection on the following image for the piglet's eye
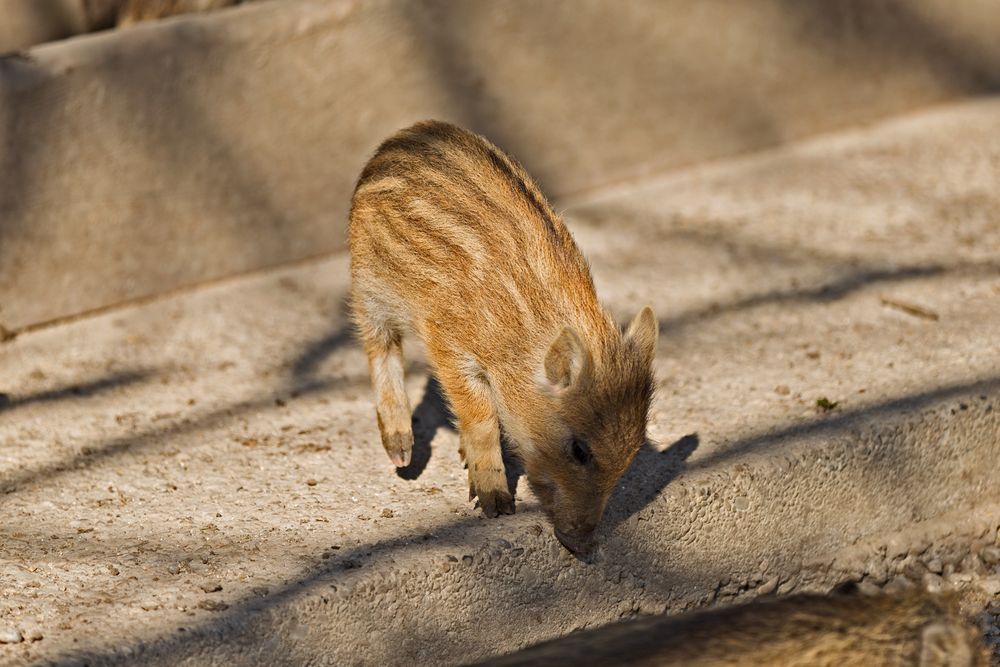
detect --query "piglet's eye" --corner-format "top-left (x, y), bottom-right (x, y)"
top-left (570, 437), bottom-right (592, 465)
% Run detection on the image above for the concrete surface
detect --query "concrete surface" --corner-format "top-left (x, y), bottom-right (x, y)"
top-left (1, 97), bottom-right (998, 665)
top-left (4, 0), bottom-right (1000, 330)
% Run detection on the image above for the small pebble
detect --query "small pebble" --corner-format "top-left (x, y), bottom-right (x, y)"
top-left (0, 625), bottom-right (22, 644)
top-left (945, 572), bottom-right (973, 589)
top-left (961, 554), bottom-right (986, 575)
top-left (925, 557), bottom-right (944, 574)
top-left (774, 385), bottom-right (790, 396)
top-left (306, 479), bottom-right (318, 487)
top-left (24, 627), bottom-right (43, 642)
top-left (758, 576), bottom-right (779, 595)
top-left (200, 582), bottom-right (222, 593)
top-left (167, 563), bottom-right (180, 575)
top-left (922, 572), bottom-right (946, 594)
top-left (865, 560), bottom-right (888, 585)
top-left (381, 508), bottom-right (394, 518)
top-left (883, 576), bottom-right (916, 595)
top-left (856, 581), bottom-right (882, 597)
top-left (197, 599), bottom-right (228, 612)
top-left (982, 546), bottom-right (1000, 565)
top-left (979, 577), bottom-right (1000, 597)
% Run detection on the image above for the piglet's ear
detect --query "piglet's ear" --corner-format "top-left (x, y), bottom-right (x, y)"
top-left (626, 306), bottom-right (658, 366)
top-left (543, 327), bottom-right (593, 394)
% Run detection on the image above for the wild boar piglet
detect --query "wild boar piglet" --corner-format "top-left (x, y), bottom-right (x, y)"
top-left (349, 120), bottom-right (657, 558)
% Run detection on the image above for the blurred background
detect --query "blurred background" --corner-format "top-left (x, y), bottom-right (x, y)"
top-left (2, 0), bottom-right (999, 332)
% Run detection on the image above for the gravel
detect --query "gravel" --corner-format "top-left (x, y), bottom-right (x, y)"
top-left (0, 625), bottom-right (23, 644)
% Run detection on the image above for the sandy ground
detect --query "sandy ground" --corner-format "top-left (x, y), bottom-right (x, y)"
top-left (1, 98), bottom-right (999, 665)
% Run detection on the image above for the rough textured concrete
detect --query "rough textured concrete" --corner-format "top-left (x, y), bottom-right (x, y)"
top-left (1, 98), bottom-right (998, 665)
top-left (4, 0), bottom-right (1000, 330)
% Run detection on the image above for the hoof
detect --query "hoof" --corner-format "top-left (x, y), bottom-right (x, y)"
top-left (472, 487), bottom-right (515, 518)
top-left (382, 431), bottom-right (413, 468)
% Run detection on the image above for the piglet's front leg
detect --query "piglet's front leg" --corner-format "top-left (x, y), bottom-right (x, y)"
top-left (461, 419), bottom-right (514, 517)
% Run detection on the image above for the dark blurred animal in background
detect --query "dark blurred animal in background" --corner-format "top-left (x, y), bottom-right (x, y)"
top-left (114, 0), bottom-right (243, 26)
top-left (0, 0), bottom-right (247, 54)
top-left (473, 590), bottom-right (988, 667)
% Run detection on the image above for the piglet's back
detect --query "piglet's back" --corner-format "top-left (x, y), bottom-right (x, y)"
top-left (348, 121), bottom-right (605, 363)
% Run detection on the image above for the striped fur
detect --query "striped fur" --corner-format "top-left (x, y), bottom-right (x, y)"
top-left (474, 591), bottom-right (989, 666)
top-left (349, 121), bottom-right (657, 557)
top-left (115, 0), bottom-right (241, 26)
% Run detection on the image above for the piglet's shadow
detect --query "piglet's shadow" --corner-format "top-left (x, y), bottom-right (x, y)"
top-left (397, 376), bottom-right (453, 480)
top-left (398, 377), bottom-right (697, 513)
top-left (396, 376), bottom-right (523, 500)
top-left (603, 432), bottom-right (699, 532)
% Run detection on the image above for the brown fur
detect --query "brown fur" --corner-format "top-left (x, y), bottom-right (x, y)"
top-left (116, 0), bottom-right (241, 26)
top-left (472, 591), bottom-right (989, 667)
top-left (348, 121), bottom-right (657, 556)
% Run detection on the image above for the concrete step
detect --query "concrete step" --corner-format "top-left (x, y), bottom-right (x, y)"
top-left (1, 97), bottom-right (999, 665)
top-left (5, 0), bottom-right (1000, 330)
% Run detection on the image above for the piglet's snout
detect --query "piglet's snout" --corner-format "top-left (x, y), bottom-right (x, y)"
top-left (554, 527), bottom-right (598, 562)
